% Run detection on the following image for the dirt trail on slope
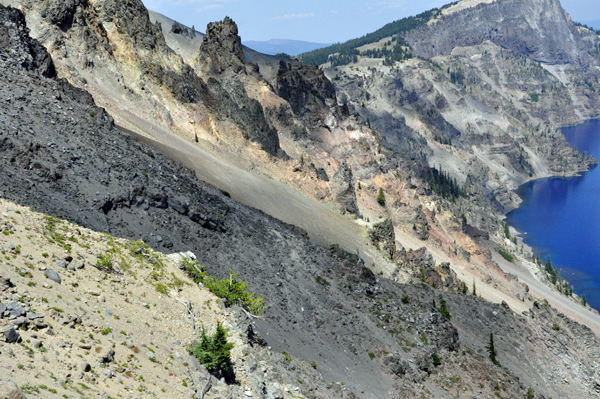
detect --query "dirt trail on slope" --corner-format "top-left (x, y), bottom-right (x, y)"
top-left (117, 125), bottom-right (391, 271)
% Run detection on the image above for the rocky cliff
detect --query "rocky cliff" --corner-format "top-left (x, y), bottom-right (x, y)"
top-left (195, 16), bottom-right (246, 75)
top-left (406, 0), bottom-right (599, 66)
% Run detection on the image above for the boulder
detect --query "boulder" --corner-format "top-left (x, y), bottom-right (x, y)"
top-left (68, 260), bottom-right (84, 270)
top-left (0, 274), bottom-right (14, 291)
top-left (44, 269), bottom-right (61, 284)
top-left (384, 355), bottom-right (409, 376)
top-left (6, 302), bottom-right (25, 318)
top-left (100, 347), bottom-right (115, 363)
top-left (2, 326), bottom-right (21, 343)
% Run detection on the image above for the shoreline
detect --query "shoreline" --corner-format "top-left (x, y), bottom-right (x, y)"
top-left (499, 119), bottom-right (600, 325)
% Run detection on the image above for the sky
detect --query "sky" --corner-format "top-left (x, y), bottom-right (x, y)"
top-left (142, 0), bottom-right (600, 44)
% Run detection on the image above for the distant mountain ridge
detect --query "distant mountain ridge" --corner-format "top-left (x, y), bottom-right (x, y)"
top-left (243, 38), bottom-right (331, 56)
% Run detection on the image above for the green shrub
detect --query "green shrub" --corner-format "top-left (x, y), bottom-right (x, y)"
top-left (190, 323), bottom-right (234, 373)
top-left (401, 294), bottom-right (410, 304)
top-left (203, 271), bottom-right (265, 315)
top-left (101, 328), bottom-right (112, 335)
top-left (432, 353), bottom-right (441, 366)
top-left (155, 283), bottom-right (168, 295)
top-left (96, 255), bottom-right (113, 272)
top-left (181, 259), bottom-right (264, 315)
top-left (497, 247), bottom-right (514, 262)
top-left (282, 351), bottom-right (292, 363)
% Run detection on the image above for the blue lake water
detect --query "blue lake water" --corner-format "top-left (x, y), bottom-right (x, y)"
top-left (506, 119), bottom-right (600, 310)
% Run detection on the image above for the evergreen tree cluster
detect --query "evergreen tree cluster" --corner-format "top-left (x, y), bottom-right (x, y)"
top-left (300, 7), bottom-right (443, 66)
top-left (434, 135), bottom-right (452, 146)
top-left (502, 221), bottom-right (510, 239)
top-left (427, 167), bottom-right (467, 201)
top-left (448, 68), bottom-right (465, 86)
top-left (534, 253), bottom-right (574, 297)
top-left (191, 322), bottom-right (234, 373)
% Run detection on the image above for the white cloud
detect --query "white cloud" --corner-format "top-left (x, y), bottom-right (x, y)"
top-left (272, 13), bottom-right (315, 21)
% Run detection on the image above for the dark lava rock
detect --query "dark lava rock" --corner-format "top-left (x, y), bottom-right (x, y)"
top-left (309, 163), bottom-right (329, 181)
top-left (369, 218), bottom-right (398, 260)
top-left (0, 4), bottom-right (56, 78)
top-left (196, 16), bottom-right (246, 75)
top-left (2, 325), bottom-right (21, 343)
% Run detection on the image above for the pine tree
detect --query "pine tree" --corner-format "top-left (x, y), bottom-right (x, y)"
top-left (437, 294), bottom-right (451, 319)
top-left (377, 188), bottom-right (386, 206)
top-left (195, 133), bottom-right (199, 143)
top-left (583, 294), bottom-right (588, 307)
top-left (191, 322), bottom-right (234, 373)
top-left (472, 280), bottom-right (477, 296)
top-left (545, 256), bottom-right (553, 274)
top-left (486, 332), bottom-right (500, 366)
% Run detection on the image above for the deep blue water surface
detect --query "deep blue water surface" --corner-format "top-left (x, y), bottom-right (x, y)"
top-left (506, 119), bottom-right (600, 310)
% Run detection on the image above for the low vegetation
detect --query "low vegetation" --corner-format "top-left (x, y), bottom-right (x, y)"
top-left (181, 258), bottom-right (265, 315)
top-left (497, 247), bottom-right (514, 263)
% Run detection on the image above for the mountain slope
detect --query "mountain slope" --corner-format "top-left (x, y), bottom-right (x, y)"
top-left (6, 4), bottom-right (600, 398)
top-left (243, 39), bottom-right (332, 56)
top-left (406, 0), bottom-right (597, 66)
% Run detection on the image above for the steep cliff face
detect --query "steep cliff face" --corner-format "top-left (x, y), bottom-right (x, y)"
top-left (406, 0), bottom-right (599, 66)
top-left (192, 17), bottom-right (283, 156)
top-left (275, 60), bottom-right (337, 114)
